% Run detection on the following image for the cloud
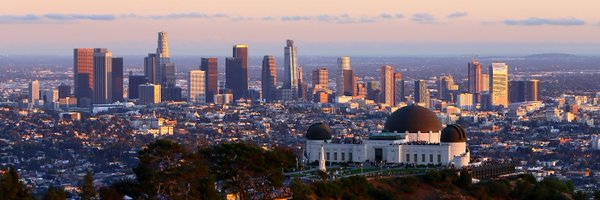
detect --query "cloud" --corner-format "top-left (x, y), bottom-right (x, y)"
top-left (447, 12), bottom-right (468, 19)
top-left (0, 14), bottom-right (41, 23)
top-left (380, 13), bottom-right (404, 19)
top-left (412, 13), bottom-right (436, 23)
top-left (44, 14), bottom-right (116, 21)
top-left (504, 17), bottom-right (585, 26)
top-left (278, 13), bottom-right (404, 24)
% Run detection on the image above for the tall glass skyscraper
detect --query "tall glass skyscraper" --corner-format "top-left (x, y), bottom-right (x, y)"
top-left (188, 70), bottom-right (206, 104)
top-left (489, 63), bottom-right (509, 108)
top-left (92, 48), bottom-right (112, 104)
top-left (337, 56), bottom-right (351, 96)
top-left (468, 59), bottom-right (483, 103)
top-left (414, 79), bottom-right (430, 108)
top-left (261, 55), bottom-right (277, 102)
top-left (201, 57), bottom-right (218, 102)
top-left (74, 48), bottom-right (95, 107)
top-left (226, 44), bottom-right (249, 99)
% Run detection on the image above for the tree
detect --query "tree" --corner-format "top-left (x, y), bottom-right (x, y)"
top-left (0, 167), bottom-right (33, 200)
top-left (290, 178), bottom-right (312, 200)
top-left (457, 169), bottom-right (472, 188)
top-left (44, 186), bottom-right (66, 200)
top-left (594, 190), bottom-right (600, 200)
top-left (99, 187), bottom-right (124, 200)
top-left (81, 171), bottom-right (97, 200)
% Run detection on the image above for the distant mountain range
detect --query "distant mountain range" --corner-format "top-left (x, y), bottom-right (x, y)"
top-left (525, 53), bottom-right (579, 59)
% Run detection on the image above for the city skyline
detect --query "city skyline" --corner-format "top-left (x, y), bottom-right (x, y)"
top-left (2, 1), bottom-right (600, 56)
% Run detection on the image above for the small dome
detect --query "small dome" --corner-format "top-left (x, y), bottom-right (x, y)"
top-left (306, 123), bottom-right (333, 140)
top-left (441, 124), bottom-right (467, 143)
top-left (384, 105), bottom-right (443, 133)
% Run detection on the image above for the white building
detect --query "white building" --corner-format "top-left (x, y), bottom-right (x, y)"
top-left (304, 105), bottom-right (470, 168)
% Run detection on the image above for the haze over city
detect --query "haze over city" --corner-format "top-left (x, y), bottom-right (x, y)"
top-left (2, 0), bottom-right (600, 55)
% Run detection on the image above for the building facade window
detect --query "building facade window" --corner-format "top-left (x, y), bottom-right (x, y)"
top-left (326, 152), bottom-right (330, 160)
top-left (414, 154), bottom-right (418, 163)
top-left (422, 154), bottom-right (425, 162)
top-left (341, 152), bottom-right (345, 161)
top-left (430, 154), bottom-right (433, 162)
top-left (437, 154), bottom-right (441, 163)
top-left (406, 154), bottom-right (410, 162)
top-left (334, 152), bottom-right (338, 161)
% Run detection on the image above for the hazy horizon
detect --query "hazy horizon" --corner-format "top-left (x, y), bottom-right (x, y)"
top-left (2, 0), bottom-right (600, 55)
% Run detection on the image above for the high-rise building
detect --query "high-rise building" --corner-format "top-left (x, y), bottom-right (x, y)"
top-left (457, 93), bottom-right (474, 110)
top-left (226, 44), bottom-right (249, 99)
top-left (156, 32), bottom-right (175, 87)
top-left (343, 69), bottom-right (356, 96)
top-left (468, 59), bottom-right (483, 103)
top-left (29, 80), bottom-right (39, 103)
top-left (356, 83), bottom-right (367, 99)
top-left (414, 80), bottom-right (430, 108)
top-left (283, 40), bottom-right (298, 90)
top-left (261, 55), bottom-right (277, 102)
top-left (367, 81), bottom-right (380, 102)
top-left (312, 68), bottom-right (328, 91)
top-left (380, 65), bottom-right (395, 106)
top-left (111, 57), bottom-right (124, 102)
top-left (74, 48), bottom-right (94, 107)
top-left (438, 75), bottom-right (457, 102)
top-left (128, 75), bottom-right (148, 99)
top-left (40, 89), bottom-right (58, 105)
top-left (188, 70), bottom-right (206, 104)
top-left (92, 48), bottom-right (112, 104)
top-left (337, 56), bottom-right (351, 96)
top-left (161, 86), bottom-right (182, 101)
top-left (394, 72), bottom-right (404, 105)
top-left (144, 53), bottom-right (157, 84)
top-left (201, 57), bottom-right (218, 102)
top-left (509, 79), bottom-right (539, 103)
top-left (58, 84), bottom-right (71, 98)
top-left (489, 63), bottom-right (509, 108)
top-left (138, 84), bottom-right (161, 105)
top-left (482, 74), bottom-right (490, 92)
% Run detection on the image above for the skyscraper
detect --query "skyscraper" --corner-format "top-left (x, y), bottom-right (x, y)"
top-left (343, 69), bottom-right (356, 96)
top-left (414, 80), bottom-right (430, 108)
top-left (201, 57), bottom-right (218, 102)
top-left (337, 56), bottom-right (351, 96)
top-left (74, 48), bottom-right (94, 107)
top-left (156, 32), bottom-right (175, 87)
top-left (394, 72), bottom-right (404, 105)
top-left (128, 75), bottom-right (148, 99)
top-left (468, 59), bottom-right (483, 103)
top-left (437, 75), bottom-right (456, 102)
top-left (312, 68), bottom-right (328, 91)
top-left (144, 53), bottom-right (157, 84)
top-left (138, 84), bottom-right (161, 105)
top-left (283, 40), bottom-right (298, 90)
top-left (380, 65), bottom-right (395, 106)
top-left (111, 57), bottom-right (124, 102)
top-left (188, 70), bottom-right (206, 104)
top-left (489, 63), bottom-right (509, 108)
top-left (226, 44), bottom-right (249, 99)
top-left (29, 80), bottom-right (39, 103)
top-left (92, 48), bottom-right (112, 104)
top-left (261, 55), bottom-right (277, 102)
top-left (58, 84), bottom-right (71, 98)
top-left (509, 79), bottom-right (539, 103)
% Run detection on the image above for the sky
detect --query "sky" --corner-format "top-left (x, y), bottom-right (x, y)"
top-left (1, 0), bottom-right (600, 56)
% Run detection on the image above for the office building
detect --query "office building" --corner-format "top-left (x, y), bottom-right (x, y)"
top-left (188, 70), bottom-right (206, 104)
top-left (111, 57), bottom-right (124, 102)
top-left (92, 48), bottom-right (112, 104)
top-left (144, 53), bottom-right (157, 84)
top-left (509, 79), bottom-right (539, 103)
top-left (337, 56), bottom-right (351, 96)
top-left (261, 55), bottom-right (277, 102)
top-left (156, 32), bottom-right (171, 86)
top-left (457, 93), bottom-right (474, 110)
top-left (29, 80), bottom-right (40, 103)
top-left (312, 68), bottom-right (328, 91)
top-left (138, 84), bottom-right (161, 105)
top-left (468, 59), bottom-right (483, 103)
top-left (438, 76), bottom-right (458, 102)
top-left (394, 72), bottom-right (404, 105)
top-left (343, 69), bottom-right (357, 96)
top-left (201, 57), bottom-right (218, 102)
top-left (226, 44), bottom-right (249, 99)
top-left (58, 84), bottom-right (71, 98)
top-left (489, 63), bottom-right (509, 108)
top-left (74, 48), bottom-right (94, 107)
top-left (283, 40), bottom-right (298, 90)
top-left (380, 65), bottom-right (395, 106)
top-left (414, 80), bottom-right (430, 108)
top-left (128, 75), bottom-right (148, 99)
top-left (161, 86), bottom-right (182, 101)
